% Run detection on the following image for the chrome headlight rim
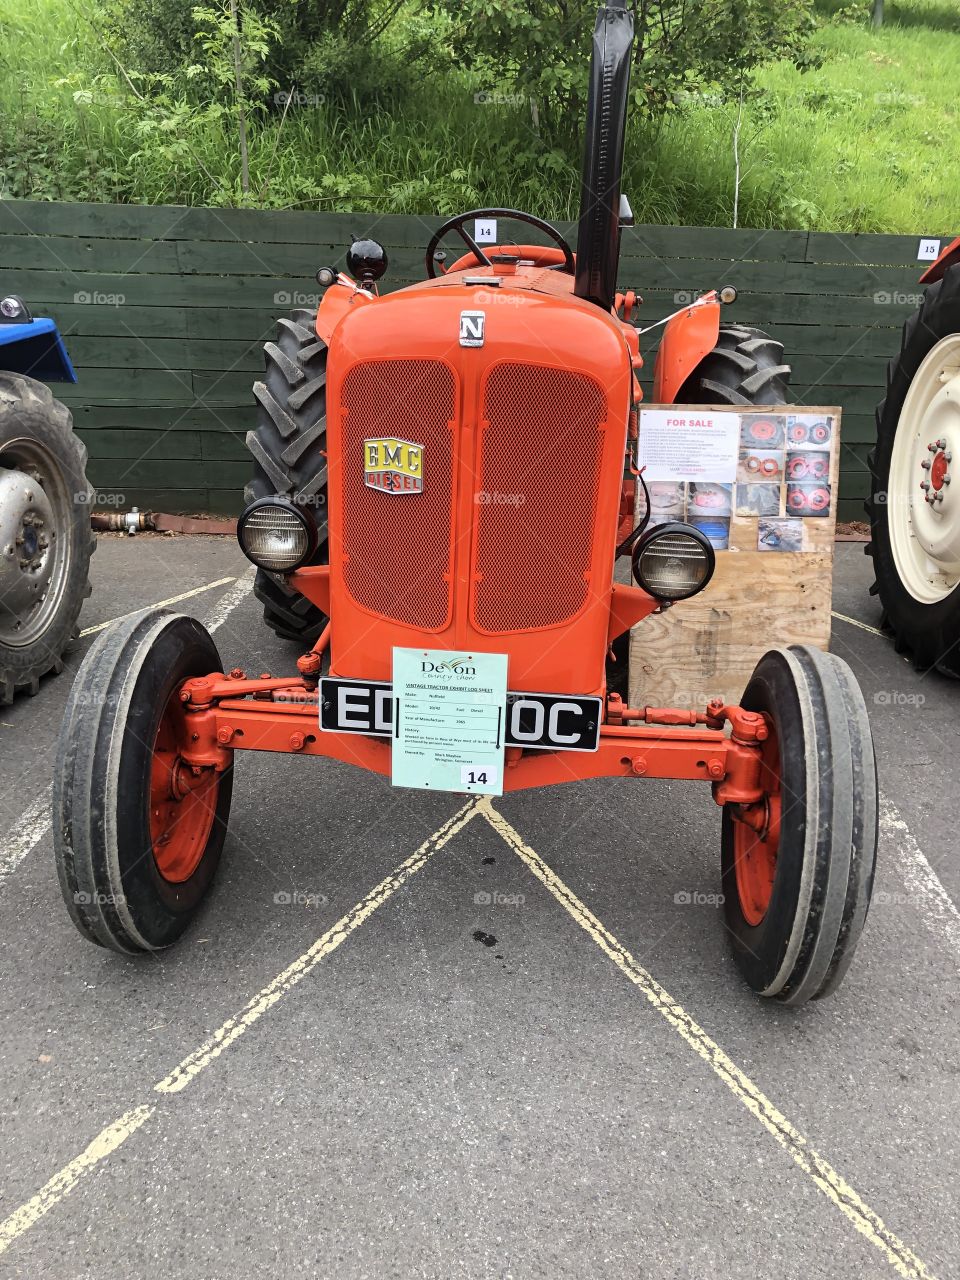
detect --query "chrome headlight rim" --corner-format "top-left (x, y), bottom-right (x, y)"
top-left (630, 520), bottom-right (716, 602)
top-left (236, 496), bottom-right (318, 574)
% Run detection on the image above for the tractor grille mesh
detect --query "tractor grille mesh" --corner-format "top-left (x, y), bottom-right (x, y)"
top-left (340, 359), bottom-right (454, 629)
top-left (473, 362), bottom-right (606, 632)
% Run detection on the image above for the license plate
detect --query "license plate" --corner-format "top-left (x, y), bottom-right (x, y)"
top-left (320, 680), bottom-right (601, 752)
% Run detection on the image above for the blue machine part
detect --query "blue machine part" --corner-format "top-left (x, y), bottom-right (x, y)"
top-left (0, 317), bottom-right (77, 383)
top-left (690, 518), bottom-right (730, 551)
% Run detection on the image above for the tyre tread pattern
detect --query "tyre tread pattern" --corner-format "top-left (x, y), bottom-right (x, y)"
top-left (675, 324), bottom-right (791, 407)
top-left (0, 371), bottom-right (96, 703)
top-left (244, 309), bottom-right (328, 644)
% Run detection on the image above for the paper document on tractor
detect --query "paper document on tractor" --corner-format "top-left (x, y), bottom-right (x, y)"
top-left (637, 408), bottom-right (740, 482)
top-left (392, 648), bottom-right (508, 795)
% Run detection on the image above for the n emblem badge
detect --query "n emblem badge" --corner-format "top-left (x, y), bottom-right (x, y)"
top-left (459, 310), bottom-right (486, 347)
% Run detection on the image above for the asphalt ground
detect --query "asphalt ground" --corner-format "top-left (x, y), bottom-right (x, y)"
top-left (0, 535), bottom-right (958, 1279)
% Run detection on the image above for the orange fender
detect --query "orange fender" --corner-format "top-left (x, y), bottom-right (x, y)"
top-left (920, 235), bottom-right (960, 284)
top-left (651, 299), bottom-right (721, 403)
top-left (315, 282), bottom-right (375, 346)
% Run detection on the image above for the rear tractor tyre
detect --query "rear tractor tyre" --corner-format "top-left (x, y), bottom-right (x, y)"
top-left (245, 308), bottom-right (328, 644)
top-left (867, 265), bottom-right (960, 674)
top-left (676, 324), bottom-right (791, 406)
top-left (53, 609), bottom-right (233, 954)
top-left (0, 372), bottom-right (95, 703)
top-left (720, 645), bottom-right (878, 1005)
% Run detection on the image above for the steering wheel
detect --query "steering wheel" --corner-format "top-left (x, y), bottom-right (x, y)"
top-left (425, 208), bottom-right (575, 279)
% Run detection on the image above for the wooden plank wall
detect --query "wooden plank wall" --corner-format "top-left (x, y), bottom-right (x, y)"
top-left (1, 200), bottom-right (951, 516)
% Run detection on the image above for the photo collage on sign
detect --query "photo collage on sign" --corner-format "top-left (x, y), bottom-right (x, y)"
top-left (643, 412), bottom-right (835, 552)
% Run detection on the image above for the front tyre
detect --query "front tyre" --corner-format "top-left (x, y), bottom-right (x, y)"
top-left (867, 265), bottom-right (960, 674)
top-left (53, 609), bottom-right (233, 954)
top-left (721, 646), bottom-right (878, 1005)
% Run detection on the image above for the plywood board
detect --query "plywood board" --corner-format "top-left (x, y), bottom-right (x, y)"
top-left (629, 406), bottom-right (840, 710)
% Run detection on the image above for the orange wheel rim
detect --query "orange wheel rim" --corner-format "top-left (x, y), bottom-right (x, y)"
top-left (733, 716), bottom-right (781, 926)
top-left (752, 420), bottom-right (775, 441)
top-left (149, 692), bottom-right (220, 883)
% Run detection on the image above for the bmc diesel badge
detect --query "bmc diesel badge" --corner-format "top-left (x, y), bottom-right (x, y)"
top-left (363, 438), bottom-right (423, 494)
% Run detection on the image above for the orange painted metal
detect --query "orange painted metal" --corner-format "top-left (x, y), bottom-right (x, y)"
top-left (731, 712), bottom-right (781, 924)
top-left (149, 688), bottom-right (222, 882)
top-left (444, 244), bottom-right (571, 273)
top-left (606, 582), bottom-right (658, 644)
top-left (319, 263), bottom-right (633, 698)
top-left (315, 281), bottom-right (374, 345)
top-left (651, 297), bottom-right (721, 402)
top-left (919, 235), bottom-right (960, 284)
top-left (173, 671), bottom-right (766, 805)
top-left (230, 241), bottom-right (755, 809)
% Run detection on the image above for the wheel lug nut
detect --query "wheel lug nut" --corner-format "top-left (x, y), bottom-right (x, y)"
top-left (920, 481), bottom-right (930, 491)
top-left (922, 459), bottom-right (932, 470)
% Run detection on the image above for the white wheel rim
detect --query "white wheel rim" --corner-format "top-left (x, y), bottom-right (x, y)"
top-left (888, 334), bottom-right (960, 604)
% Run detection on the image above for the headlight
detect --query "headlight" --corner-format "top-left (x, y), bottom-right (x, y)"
top-left (631, 521), bottom-right (715, 601)
top-left (237, 497), bottom-right (317, 572)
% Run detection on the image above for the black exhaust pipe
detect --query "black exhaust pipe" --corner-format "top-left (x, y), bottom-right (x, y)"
top-left (573, 1), bottom-right (635, 312)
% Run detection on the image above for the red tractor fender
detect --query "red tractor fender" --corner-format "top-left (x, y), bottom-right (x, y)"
top-left (919, 235), bottom-right (960, 284)
top-left (315, 281), bottom-right (375, 345)
top-left (651, 298), bottom-right (721, 403)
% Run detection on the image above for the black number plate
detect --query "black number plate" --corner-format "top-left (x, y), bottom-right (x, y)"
top-left (320, 680), bottom-right (601, 752)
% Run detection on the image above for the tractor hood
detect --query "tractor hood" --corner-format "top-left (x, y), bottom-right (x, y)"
top-left (320, 272), bottom-right (633, 695)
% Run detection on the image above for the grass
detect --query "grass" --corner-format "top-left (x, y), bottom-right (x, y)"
top-left (0, 0), bottom-right (957, 232)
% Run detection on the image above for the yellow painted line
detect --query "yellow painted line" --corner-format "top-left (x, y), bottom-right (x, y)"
top-left (155, 798), bottom-right (481, 1093)
top-left (79, 576), bottom-right (236, 636)
top-left (0, 1106), bottom-right (154, 1257)
top-left (832, 610), bottom-right (885, 639)
top-left (0, 802), bottom-right (480, 1258)
top-left (480, 800), bottom-right (937, 1280)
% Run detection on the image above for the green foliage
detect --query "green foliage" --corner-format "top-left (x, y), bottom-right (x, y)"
top-left (0, 0), bottom-right (957, 231)
top-left (428, 0), bottom-right (815, 137)
top-left (99, 0), bottom-right (425, 104)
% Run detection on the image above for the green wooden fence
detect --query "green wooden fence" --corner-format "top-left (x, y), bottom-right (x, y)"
top-left (2, 199), bottom-right (951, 518)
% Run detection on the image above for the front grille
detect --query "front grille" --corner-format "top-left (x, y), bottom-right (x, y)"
top-left (340, 359), bottom-right (455, 629)
top-left (473, 362), bottom-right (606, 632)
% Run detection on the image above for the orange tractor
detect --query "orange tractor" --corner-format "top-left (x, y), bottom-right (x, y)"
top-left (54, 1), bottom-right (878, 1004)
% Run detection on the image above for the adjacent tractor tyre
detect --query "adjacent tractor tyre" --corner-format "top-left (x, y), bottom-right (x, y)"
top-left (866, 265), bottom-right (960, 675)
top-left (245, 308), bottom-right (328, 644)
top-left (0, 372), bottom-right (94, 703)
top-left (53, 609), bottom-right (233, 954)
top-left (676, 324), bottom-right (791, 406)
top-left (721, 645), bottom-right (878, 1005)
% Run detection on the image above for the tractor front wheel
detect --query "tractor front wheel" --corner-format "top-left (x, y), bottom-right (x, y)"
top-left (720, 646), bottom-right (877, 1004)
top-left (53, 609), bottom-right (233, 953)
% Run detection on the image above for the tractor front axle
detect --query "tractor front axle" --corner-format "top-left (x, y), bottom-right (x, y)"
top-left (175, 670), bottom-right (767, 802)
